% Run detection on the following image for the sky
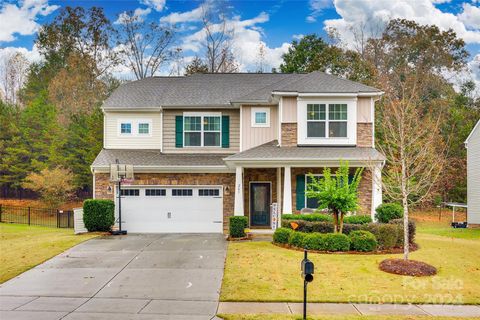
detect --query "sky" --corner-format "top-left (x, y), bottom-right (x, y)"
top-left (0, 0), bottom-right (479, 86)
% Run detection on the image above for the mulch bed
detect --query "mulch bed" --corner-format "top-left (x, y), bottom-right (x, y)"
top-left (273, 242), bottom-right (418, 255)
top-left (379, 258), bottom-right (437, 276)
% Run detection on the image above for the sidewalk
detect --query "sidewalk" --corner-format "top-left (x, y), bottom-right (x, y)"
top-left (218, 302), bottom-right (480, 317)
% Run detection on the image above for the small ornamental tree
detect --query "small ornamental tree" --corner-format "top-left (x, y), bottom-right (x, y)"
top-left (22, 166), bottom-right (76, 208)
top-left (306, 161), bottom-right (363, 234)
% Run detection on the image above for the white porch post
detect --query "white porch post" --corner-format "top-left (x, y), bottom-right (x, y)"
top-left (234, 166), bottom-right (244, 216)
top-left (277, 167), bottom-right (282, 226)
top-left (371, 163), bottom-right (383, 221)
top-left (283, 166), bottom-right (292, 214)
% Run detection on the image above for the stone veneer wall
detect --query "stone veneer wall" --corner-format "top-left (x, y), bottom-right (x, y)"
top-left (290, 167), bottom-right (372, 215)
top-left (357, 123), bottom-right (373, 147)
top-left (281, 123), bottom-right (297, 147)
top-left (94, 172), bottom-right (235, 232)
top-left (243, 168), bottom-right (279, 227)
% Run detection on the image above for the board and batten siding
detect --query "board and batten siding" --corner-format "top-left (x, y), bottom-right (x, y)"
top-left (241, 105), bottom-right (279, 151)
top-left (467, 122), bottom-right (480, 225)
top-left (163, 109), bottom-right (240, 153)
top-left (357, 97), bottom-right (373, 123)
top-left (104, 111), bottom-right (161, 149)
top-left (282, 97), bottom-right (297, 123)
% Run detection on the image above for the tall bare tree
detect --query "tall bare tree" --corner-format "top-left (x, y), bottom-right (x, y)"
top-left (255, 42), bottom-right (267, 73)
top-left (378, 76), bottom-right (448, 260)
top-left (116, 11), bottom-right (175, 79)
top-left (200, 2), bottom-right (238, 73)
top-left (0, 52), bottom-right (29, 106)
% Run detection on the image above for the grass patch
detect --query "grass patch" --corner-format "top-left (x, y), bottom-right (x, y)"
top-left (0, 223), bottom-right (98, 283)
top-left (218, 315), bottom-right (478, 320)
top-left (221, 224), bottom-right (480, 304)
top-left (416, 221), bottom-right (480, 240)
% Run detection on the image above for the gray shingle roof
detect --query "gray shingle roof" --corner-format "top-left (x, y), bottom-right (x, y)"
top-left (224, 141), bottom-right (386, 162)
top-left (92, 149), bottom-right (230, 167)
top-left (103, 72), bottom-right (381, 109)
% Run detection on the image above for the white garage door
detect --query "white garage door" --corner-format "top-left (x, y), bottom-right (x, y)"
top-left (116, 186), bottom-right (223, 233)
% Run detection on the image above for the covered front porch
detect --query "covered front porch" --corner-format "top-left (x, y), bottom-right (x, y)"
top-left (224, 141), bottom-right (385, 230)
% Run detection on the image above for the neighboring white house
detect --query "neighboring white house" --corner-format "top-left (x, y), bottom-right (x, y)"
top-left (465, 120), bottom-right (480, 227)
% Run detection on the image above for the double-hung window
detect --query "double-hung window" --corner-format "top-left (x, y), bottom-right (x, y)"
top-left (306, 103), bottom-right (348, 138)
top-left (120, 123), bottom-right (132, 134)
top-left (138, 123), bottom-right (150, 134)
top-left (184, 114), bottom-right (221, 147)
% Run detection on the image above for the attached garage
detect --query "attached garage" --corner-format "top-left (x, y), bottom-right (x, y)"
top-left (116, 186), bottom-right (224, 233)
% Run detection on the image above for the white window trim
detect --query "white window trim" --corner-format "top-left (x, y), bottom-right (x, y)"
top-left (117, 119), bottom-right (153, 137)
top-left (297, 97), bottom-right (357, 146)
top-left (251, 107), bottom-right (270, 128)
top-left (183, 112), bottom-right (222, 148)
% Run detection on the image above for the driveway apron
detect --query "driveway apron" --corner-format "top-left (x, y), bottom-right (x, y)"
top-left (0, 233), bottom-right (227, 320)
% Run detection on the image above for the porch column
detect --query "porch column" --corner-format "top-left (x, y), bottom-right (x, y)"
top-left (371, 163), bottom-right (383, 221)
top-left (283, 166), bottom-right (292, 214)
top-left (234, 166), bottom-right (244, 216)
top-left (277, 167), bottom-right (282, 226)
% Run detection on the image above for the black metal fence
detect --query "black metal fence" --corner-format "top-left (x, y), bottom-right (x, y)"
top-left (0, 204), bottom-right (74, 228)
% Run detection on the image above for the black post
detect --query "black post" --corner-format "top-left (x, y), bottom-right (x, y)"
top-left (0, 203), bottom-right (2, 222)
top-left (28, 207), bottom-right (31, 225)
top-left (118, 179), bottom-right (122, 232)
top-left (303, 250), bottom-right (307, 320)
top-left (56, 210), bottom-right (60, 228)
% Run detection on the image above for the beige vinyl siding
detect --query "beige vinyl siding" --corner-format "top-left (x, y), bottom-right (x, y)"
top-left (357, 97), bottom-right (372, 123)
top-left (242, 105), bottom-right (278, 151)
top-left (104, 111), bottom-right (161, 149)
top-left (163, 109), bottom-right (239, 153)
top-left (282, 97), bottom-right (297, 123)
top-left (467, 124), bottom-right (480, 224)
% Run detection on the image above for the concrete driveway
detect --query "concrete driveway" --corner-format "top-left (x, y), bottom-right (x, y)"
top-left (0, 233), bottom-right (226, 320)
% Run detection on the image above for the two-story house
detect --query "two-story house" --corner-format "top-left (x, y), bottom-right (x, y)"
top-left (91, 71), bottom-right (385, 233)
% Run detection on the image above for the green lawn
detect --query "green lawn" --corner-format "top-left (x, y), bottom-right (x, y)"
top-left (0, 223), bottom-right (99, 283)
top-left (219, 315), bottom-right (480, 320)
top-left (220, 223), bottom-right (480, 304)
top-left (416, 221), bottom-right (480, 240)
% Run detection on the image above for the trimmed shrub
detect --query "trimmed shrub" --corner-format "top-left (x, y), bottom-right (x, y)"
top-left (344, 215), bottom-right (372, 225)
top-left (309, 221), bottom-right (335, 233)
top-left (304, 233), bottom-right (327, 250)
top-left (273, 228), bottom-right (292, 244)
top-left (342, 223), bottom-right (363, 235)
top-left (390, 219), bottom-right (416, 245)
top-left (365, 223), bottom-right (399, 249)
top-left (229, 216), bottom-right (248, 238)
top-left (83, 199), bottom-right (115, 232)
top-left (289, 231), bottom-right (308, 248)
top-left (324, 233), bottom-right (350, 251)
top-left (282, 213), bottom-right (332, 222)
top-left (375, 203), bottom-right (403, 223)
top-left (349, 230), bottom-right (377, 252)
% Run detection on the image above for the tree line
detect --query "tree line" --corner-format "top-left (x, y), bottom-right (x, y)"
top-left (0, 6), bottom-right (478, 209)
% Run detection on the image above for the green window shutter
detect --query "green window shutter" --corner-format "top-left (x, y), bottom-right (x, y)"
top-left (348, 174), bottom-right (354, 185)
top-left (221, 115), bottom-right (230, 148)
top-left (296, 175), bottom-right (305, 210)
top-left (175, 116), bottom-right (183, 148)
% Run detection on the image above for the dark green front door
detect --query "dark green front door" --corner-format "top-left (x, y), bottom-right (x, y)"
top-left (250, 182), bottom-right (271, 227)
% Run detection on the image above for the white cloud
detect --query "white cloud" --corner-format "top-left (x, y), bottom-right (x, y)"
top-left (458, 3), bottom-right (480, 30)
top-left (140, 0), bottom-right (166, 12)
top-left (115, 7), bottom-right (152, 25)
top-left (0, 0), bottom-right (59, 43)
top-left (177, 8), bottom-right (290, 72)
top-left (160, 5), bottom-right (204, 25)
top-left (307, 0), bottom-right (332, 23)
top-left (0, 45), bottom-right (42, 64)
top-left (324, 0), bottom-right (480, 45)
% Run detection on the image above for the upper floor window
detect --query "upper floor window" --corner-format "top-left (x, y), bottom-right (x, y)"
top-left (184, 114), bottom-right (221, 147)
top-left (251, 107), bottom-right (270, 127)
top-left (297, 98), bottom-right (356, 146)
top-left (307, 103), bottom-right (347, 138)
top-left (138, 123), bottom-right (150, 134)
top-left (120, 123), bottom-right (132, 134)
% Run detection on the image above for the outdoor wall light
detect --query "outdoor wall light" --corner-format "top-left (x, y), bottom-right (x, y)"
top-left (224, 185), bottom-right (231, 195)
top-left (107, 185), bottom-right (113, 194)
